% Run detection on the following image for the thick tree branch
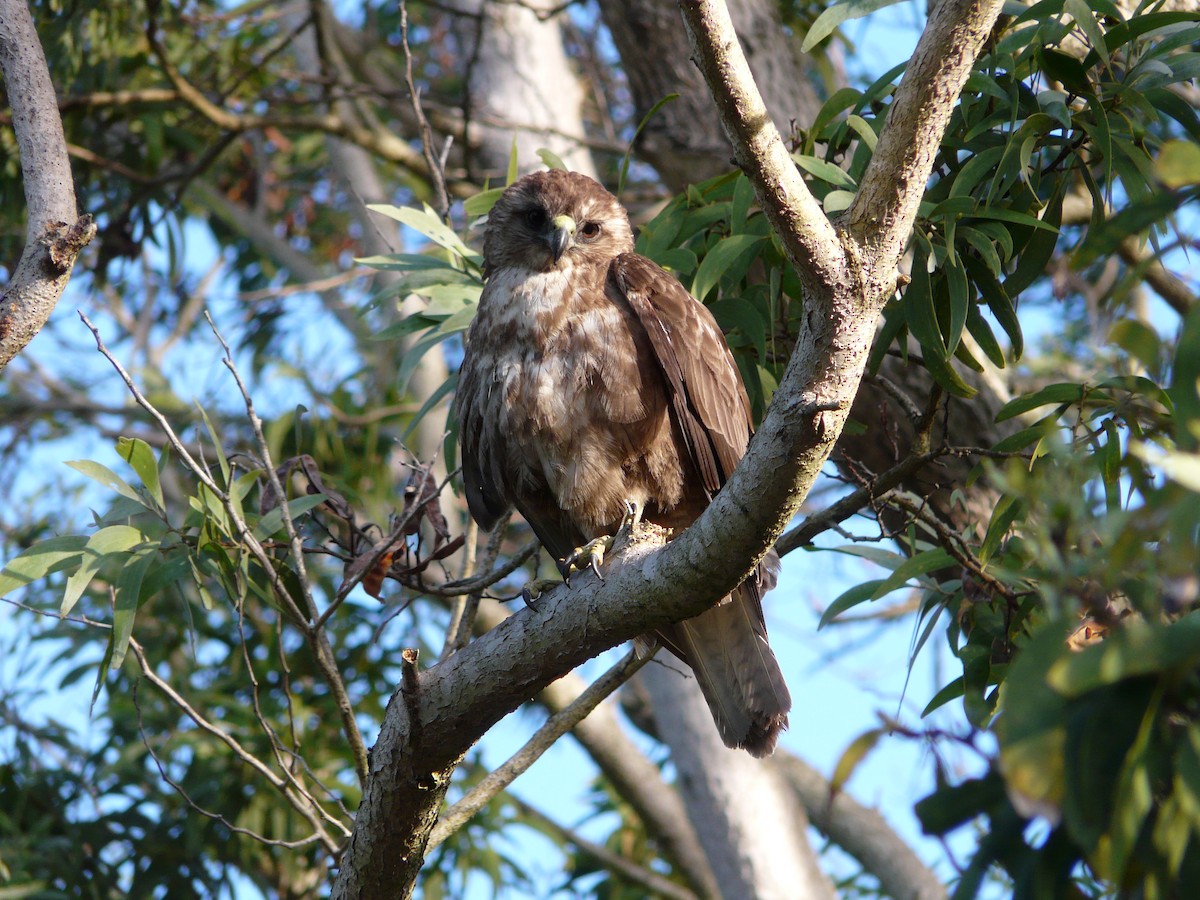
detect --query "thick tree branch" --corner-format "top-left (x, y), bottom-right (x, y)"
top-left (845, 0), bottom-right (1006, 270)
top-left (678, 1), bottom-right (845, 297)
top-left (0, 0), bottom-right (96, 372)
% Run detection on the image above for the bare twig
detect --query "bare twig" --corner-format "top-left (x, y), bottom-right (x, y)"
top-left (134, 682), bottom-right (327, 851)
top-left (511, 797), bottom-right (699, 900)
top-left (399, 0), bottom-right (452, 220)
top-left (204, 312), bottom-right (371, 786)
top-left (426, 649), bottom-right (651, 851)
top-left (128, 638), bottom-right (348, 851)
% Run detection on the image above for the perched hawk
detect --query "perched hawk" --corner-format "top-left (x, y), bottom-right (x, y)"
top-left (456, 170), bottom-right (791, 756)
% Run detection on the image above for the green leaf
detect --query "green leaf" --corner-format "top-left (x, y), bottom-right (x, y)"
top-left (0, 535), bottom-right (88, 598)
top-left (463, 187), bottom-right (505, 219)
top-left (690, 235), bottom-right (763, 301)
top-left (367, 204), bottom-right (472, 258)
top-left (925, 345), bottom-right (979, 398)
top-left (731, 174), bottom-right (755, 234)
top-left (995, 623), bottom-right (1074, 823)
top-left (923, 677), bottom-right (966, 717)
top-left (822, 190), bottom-right (856, 214)
top-left (1169, 306), bottom-right (1200, 451)
top-left (996, 383), bottom-right (1086, 422)
top-left (536, 148), bottom-right (566, 171)
top-left (110, 546), bottom-right (157, 670)
top-left (905, 239), bottom-right (944, 357)
top-left (915, 774), bottom-right (1007, 836)
top-left (1064, 0), bottom-right (1109, 65)
top-left (979, 496), bottom-right (1024, 565)
top-left (196, 404), bottom-right (231, 488)
top-left (966, 304), bottom-right (1006, 368)
top-left (802, 0), bottom-right (908, 52)
top-left (64, 459), bottom-right (145, 507)
top-left (808, 87), bottom-right (864, 149)
top-left (819, 579), bottom-right (885, 628)
top-left (61, 525), bottom-right (146, 616)
top-left (870, 548), bottom-right (957, 601)
top-left (944, 259), bottom-right (970, 355)
top-left (792, 154), bottom-right (857, 189)
top-left (844, 114), bottom-right (878, 152)
top-left (1156, 139), bottom-right (1200, 188)
top-left (831, 728), bottom-right (885, 795)
top-left (402, 372), bottom-right (459, 443)
top-left (254, 494), bottom-right (330, 540)
top-left (117, 437), bottom-right (164, 510)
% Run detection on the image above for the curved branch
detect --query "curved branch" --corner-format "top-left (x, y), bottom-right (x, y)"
top-left (845, 0), bottom-right (1006, 270)
top-left (0, 0), bottom-right (96, 372)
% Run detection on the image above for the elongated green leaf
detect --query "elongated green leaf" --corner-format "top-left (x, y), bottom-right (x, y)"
top-left (117, 437), bottom-right (163, 510)
top-left (831, 728), bottom-right (885, 795)
top-left (254, 494), bottom-right (330, 540)
top-left (463, 187), bottom-right (505, 218)
top-left (966, 304), bottom-right (1006, 368)
top-left (844, 114), bottom-right (878, 152)
top-left (819, 579), bottom-right (885, 628)
top-left (0, 535), bottom-right (88, 598)
top-left (979, 496), bottom-right (1024, 564)
top-left (690, 235), bottom-right (763, 302)
top-left (61, 525), bottom-right (146, 615)
top-left (64, 459), bottom-right (145, 506)
top-left (402, 371), bottom-right (458, 443)
top-left (802, 0), bottom-right (907, 52)
top-left (367, 204), bottom-right (472, 258)
top-left (793, 154), bottom-right (857, 189)
top-left (945, 260), bottom-right (970, 355)
top-left (870, 548), bottom-right (957, 601)
top-left (536, 148), bottom-right (567, 171)
top-left (110, 546), bottom-right (157, 670)
top-left (997, 383), bottom-right (1086, 421)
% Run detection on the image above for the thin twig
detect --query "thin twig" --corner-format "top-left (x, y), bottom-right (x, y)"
top-left (426, 649), bottom-right (651, 851)
top-left (133, 682), bottom-right (326, 851)
top-left (399, 0), bottom-right (451, 220)
top-left (203, 312), bottom-right (372, 786)
top-left (511, 796), bottom-right (698, 900)
top-left (128, 638), bottom-right (349, 849)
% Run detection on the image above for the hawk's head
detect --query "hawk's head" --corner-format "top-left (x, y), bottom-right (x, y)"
top-left (483, 170), bottom-right (635, 276)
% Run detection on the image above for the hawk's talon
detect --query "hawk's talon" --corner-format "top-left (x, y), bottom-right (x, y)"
top-left (557, 534), bottom-right (614, 587)
top-left (520, 577), bottom-right (560, 608)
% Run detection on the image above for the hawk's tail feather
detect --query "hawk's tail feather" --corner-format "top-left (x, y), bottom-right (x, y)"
top-left (659, 582), bottom-right (791, 758)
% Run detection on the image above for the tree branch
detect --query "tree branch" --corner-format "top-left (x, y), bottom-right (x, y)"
top-left (774, 752), bottom-right (947, 900)
top-left (0, 0), bottom-right (96, 372)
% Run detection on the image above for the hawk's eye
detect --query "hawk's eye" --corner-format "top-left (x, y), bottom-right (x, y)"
top-left (579, 221), bottom-right (602, 241)
top-left (525, 208), bottom-right (547, 229)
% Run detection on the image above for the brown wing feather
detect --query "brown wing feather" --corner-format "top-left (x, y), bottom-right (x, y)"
top-left (609, 253), bottom-right (753, 495)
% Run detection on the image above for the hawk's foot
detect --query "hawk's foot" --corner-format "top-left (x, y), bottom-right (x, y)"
top-left (557, 535), bottom-right (613, 586)
top-left (520, 577), bottom-right (562, 608)
top-left (557, 500), bottom-right (644, 587)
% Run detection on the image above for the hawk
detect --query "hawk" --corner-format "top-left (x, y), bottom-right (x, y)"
top-left (456, 170), bottom-right (791, 756)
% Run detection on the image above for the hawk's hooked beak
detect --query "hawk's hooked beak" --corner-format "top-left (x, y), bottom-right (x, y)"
top-left (549, 214), bottom-right (576, 263)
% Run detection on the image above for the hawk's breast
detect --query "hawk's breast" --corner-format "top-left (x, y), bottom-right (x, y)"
top-left (462, 263), bottom-right (684, 535)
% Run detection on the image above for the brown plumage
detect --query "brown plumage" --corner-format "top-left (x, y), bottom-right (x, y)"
top-left (455, 170), bottom-right (791, 756)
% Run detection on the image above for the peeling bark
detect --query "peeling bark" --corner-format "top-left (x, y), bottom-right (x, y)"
top-left (0, 0), bottom-right (95, 371)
